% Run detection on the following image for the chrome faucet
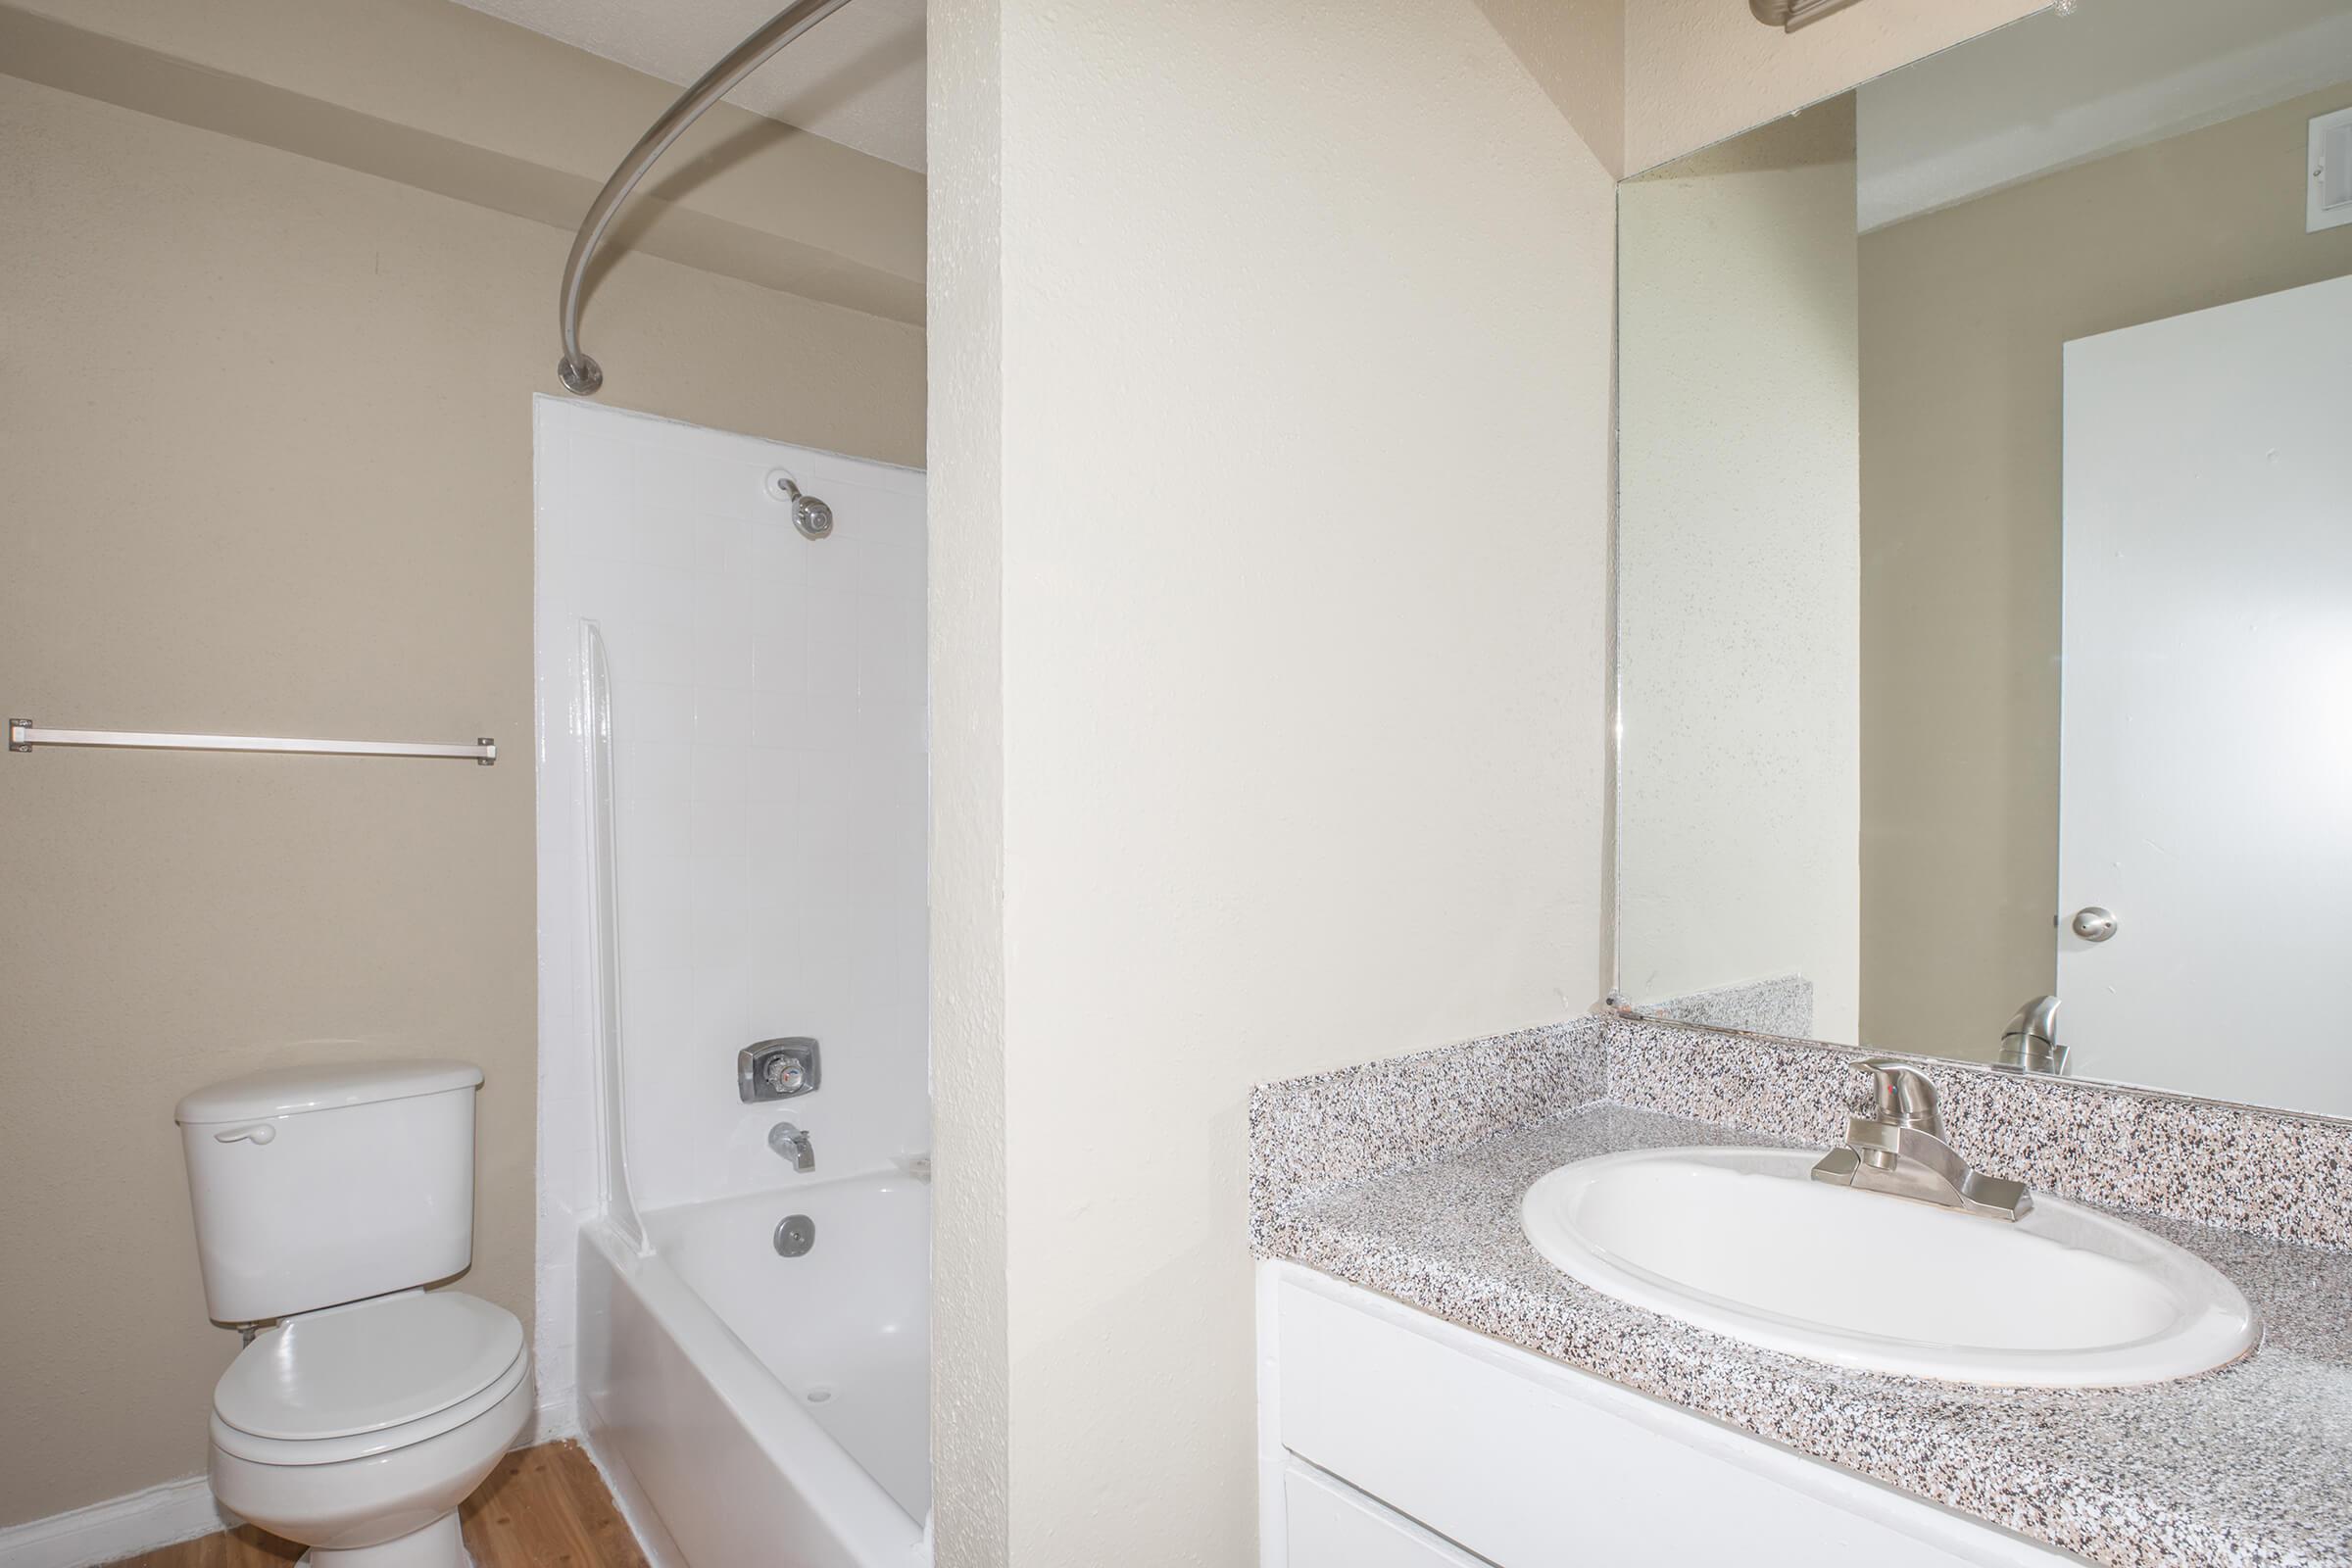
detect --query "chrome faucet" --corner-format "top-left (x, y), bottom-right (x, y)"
top-left (1810, 1059), bottom-right (2032, 1221)
top-left (768, 1121), bottom-right (815, 1172)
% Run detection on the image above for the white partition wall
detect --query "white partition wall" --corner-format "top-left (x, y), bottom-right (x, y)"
top-left (532, 397), bottom-right (928, 1421)
top-left (924, 0), bottom-right (1620, 1557)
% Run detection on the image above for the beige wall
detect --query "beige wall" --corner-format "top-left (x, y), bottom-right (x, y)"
top-left (1473, 0), bottom-right (1627, 176)
top-left (926, 0), bottom-right (1615, 1560)
top-left (0, 0), bottom-right (923, 322)
top-left (1623, 0), bottom-right (2041, 174)
top-left (1858, 81), bottom-right (2352, 1061)
top-left (1464, 0), bottom-right (2035, 182)
top-left (1617, 101), bottom-right (1860, 1038)
top-left (1461, 0), bottom-right (2041, 182)
top-left (0, 60), bottom-right (919, 1532)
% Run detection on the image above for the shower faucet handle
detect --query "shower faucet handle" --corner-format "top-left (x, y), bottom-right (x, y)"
top-left (739, 1038), bottom-right (820, 1102)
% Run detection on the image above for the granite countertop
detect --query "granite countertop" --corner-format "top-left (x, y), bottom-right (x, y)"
top-left (1258, 1100), bottom-right (2352, 1568)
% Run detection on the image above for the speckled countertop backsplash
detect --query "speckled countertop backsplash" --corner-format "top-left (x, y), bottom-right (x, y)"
top-left (1247, 1020), bottom-right (1605, 1238)
top-left (1637, 972), bottom-right (1815, 1039)
top-left (1604, 1016), bottom-right (2352, 1251)
top-left (1250, 1013), bottom-right (2352, 1252)
top-left (1248, 1014), bottom-right (2352, 1568)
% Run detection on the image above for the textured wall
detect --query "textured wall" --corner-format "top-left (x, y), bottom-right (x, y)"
top-left (926, 0), bottom-right (1616, 1560)
top-left (1473, 0), bottom-right (1628, 176)
top-left (0, 72), bottom-right (919, 1526)
top-left (925, 0), bottom-right (1011, 1558)
top-left (1858, 80), bottom-right (2352, 1063)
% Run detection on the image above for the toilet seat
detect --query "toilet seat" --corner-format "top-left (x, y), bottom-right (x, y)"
top-left (213, 1291), bottom-right (527, 1467)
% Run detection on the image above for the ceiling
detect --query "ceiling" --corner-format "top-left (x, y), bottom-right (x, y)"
top-left (453, 0), bottom-right (2352, 222)
top-left (454, 0), bottom-right (927, 171)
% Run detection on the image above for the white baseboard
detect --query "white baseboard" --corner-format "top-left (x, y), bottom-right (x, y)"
top-left (0, 1474), bottom-right (230, 1568)
top-left (0, 1396), bottom-right (586, 1568)
top-left (520, 1392), bottom-right (581, 1450)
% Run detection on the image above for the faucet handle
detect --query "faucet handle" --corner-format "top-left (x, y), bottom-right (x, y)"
top-left (1849, 1058), bottom-right (1942, 1134)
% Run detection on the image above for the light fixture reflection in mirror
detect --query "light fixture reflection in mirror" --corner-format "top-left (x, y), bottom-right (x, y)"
top-left (1749, 0), bottom-right (1871, 32)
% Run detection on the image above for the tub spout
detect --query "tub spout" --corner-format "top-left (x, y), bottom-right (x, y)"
top-left (768, 1121), bottom-right (814, 1172)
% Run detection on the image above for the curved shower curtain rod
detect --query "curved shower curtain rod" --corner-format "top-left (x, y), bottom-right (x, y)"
top-left (557, 0), bottom-right (858, 396)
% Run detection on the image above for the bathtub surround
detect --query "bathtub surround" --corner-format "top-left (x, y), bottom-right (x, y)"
top-left (1251, 1016), bottom-right (2352, 1567)
top-left (531, 401), bottom-right (929, 1472)
top-left (0, 14), bottom-right (919, 1543)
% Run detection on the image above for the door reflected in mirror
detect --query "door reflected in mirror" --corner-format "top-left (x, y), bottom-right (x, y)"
top-left (1612, 0), bottom-right (2352, 1119)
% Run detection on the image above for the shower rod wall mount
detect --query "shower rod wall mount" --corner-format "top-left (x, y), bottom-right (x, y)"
top-left (557, 0), bottom-right (859, 397)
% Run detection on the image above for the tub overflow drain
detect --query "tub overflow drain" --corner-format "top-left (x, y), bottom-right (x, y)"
top-left (774, 1214), bottom-right (815, 1256)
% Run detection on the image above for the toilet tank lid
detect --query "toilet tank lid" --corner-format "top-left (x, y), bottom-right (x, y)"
top-left (176, 1059), bottom-right (483, 1125)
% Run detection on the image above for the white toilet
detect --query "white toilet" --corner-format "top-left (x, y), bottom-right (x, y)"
top-left (176, 1060), bottom-right (532, 1567)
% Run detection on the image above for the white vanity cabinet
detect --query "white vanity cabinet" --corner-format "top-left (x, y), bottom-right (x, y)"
top-left (1256, 1264), bottom-right (2086, 1568)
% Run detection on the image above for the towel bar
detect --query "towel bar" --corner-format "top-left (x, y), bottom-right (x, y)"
top-left (9, 718), bottom-right (495, 764)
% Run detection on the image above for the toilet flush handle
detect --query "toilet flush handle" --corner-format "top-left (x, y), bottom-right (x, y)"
top-left (214, 1124), bottom-right (276, 1146)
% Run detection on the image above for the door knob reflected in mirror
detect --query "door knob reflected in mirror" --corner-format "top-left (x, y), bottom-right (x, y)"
top-left (2070, 906), bottom-right (2118, 943)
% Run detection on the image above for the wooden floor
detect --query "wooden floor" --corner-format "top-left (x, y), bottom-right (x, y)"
top-left (107, 1442), bottom-right (649, 1568)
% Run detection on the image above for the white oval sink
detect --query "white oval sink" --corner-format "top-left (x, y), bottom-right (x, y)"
top-left (1520, 1147), bottom-right (2258, 1388)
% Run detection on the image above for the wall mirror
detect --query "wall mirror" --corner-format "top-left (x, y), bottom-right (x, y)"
top-left (1611, 0), bottom-right (2352, 1119)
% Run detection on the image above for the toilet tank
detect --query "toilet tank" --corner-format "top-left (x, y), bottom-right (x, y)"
top-left (176, 1060), bottom-right (484, 1323)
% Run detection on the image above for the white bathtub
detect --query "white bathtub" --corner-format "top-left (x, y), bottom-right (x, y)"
top-left (575, 1174), bottom-right (930, 1567)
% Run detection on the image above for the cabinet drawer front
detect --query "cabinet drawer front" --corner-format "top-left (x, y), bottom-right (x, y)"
top-left (1274, 1276), bottom-right (2071, 1568)
top-left (1285, 1461), bottom-right (1493, 1568)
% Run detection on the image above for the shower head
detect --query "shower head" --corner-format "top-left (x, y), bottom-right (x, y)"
top-left (791, 489), bottom-right (833, 540)
top-left (765, 470), bottom-right (834, 540)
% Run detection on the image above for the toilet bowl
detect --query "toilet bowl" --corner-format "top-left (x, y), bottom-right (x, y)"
top-left (205, 1290), bottom-right (532, 1567)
